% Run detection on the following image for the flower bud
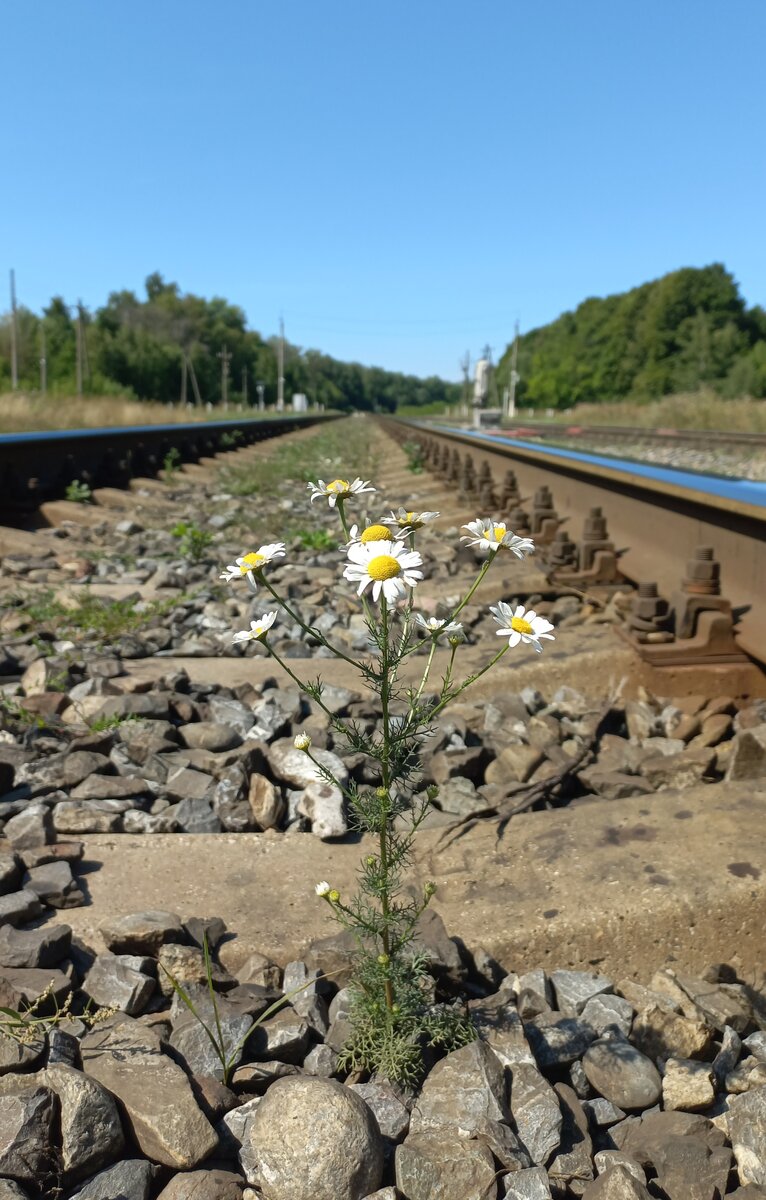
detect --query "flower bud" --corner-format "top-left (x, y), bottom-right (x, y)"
top-left (426, 784), bottom-right (440, 802)
top-left (328, 889), bottom-right (341, 904)
top-left (424, 880), bottom-right (437, 898)
top-left (365, 855), bottom-right (376, 867)
top-left (314, 881), bottom-right (331, 897)
top-left (375, 786), bottom-right (389, 800)
top-left (293, 733), bottom-right (311, 751)
top-left (377, 953), bottom-right (390, 966)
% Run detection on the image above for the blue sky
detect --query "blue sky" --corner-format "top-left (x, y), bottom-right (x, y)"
top-left (2, 1), bottom-right (764, 379)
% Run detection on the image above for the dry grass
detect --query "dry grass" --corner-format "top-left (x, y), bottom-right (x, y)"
top-left (0, 393), bottom-right (268, 433)
top-left (524, 390), bottom-right (766, 433)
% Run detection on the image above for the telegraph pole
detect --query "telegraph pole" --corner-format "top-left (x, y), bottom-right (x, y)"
top-left (256, 381), bottom-right (265, 411)
top-left (39, 322), bottom-right (47, 394)
top-left (217, 344), bottom-right (231, 406)
top-left (241, 365), bottom-right (248, 406)
top-left (180, 353), bottom-right (188, 406)
top-left (9, 270), bottom-right (18, 390)
top-left (188, 354), bottom-right (202, 406)
top-left (277, 317), bottom-right (285, 412)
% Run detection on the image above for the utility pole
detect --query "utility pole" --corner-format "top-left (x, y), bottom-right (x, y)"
top-left (242, 365), bottom-right (248, 406)
top-left (9, 270), bottom-right (18, 391)
top-left (75, 301), bottom-right (84, 396)
top-left (277, 317), bottom-right (285, 412)
top-left (180, 353), bottom-right (188, 406)
top-left (217, 344), bottom-right (231, 407)
top-left (508, 320), bottom-right (520, 419)
top-left (256, 381), bottom-right (265, 411)
top-left (39, 322), bottom-right (47, 394)
top-left (187, 353), bottom-right (202, 406)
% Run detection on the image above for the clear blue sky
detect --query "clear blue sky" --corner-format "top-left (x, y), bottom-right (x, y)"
top-left (2, 1), bottom-right (764, 380)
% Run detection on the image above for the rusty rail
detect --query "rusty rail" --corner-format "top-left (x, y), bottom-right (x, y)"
top-left (386, 418), bottom-right (766, 668)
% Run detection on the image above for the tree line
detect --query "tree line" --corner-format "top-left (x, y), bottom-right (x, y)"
top-left (496, 264), bottom-right (766, 409)
top-left (0, 272), bottom-right (461, 413)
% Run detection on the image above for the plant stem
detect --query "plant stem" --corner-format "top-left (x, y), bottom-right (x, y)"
top-left (259, 576), bottom-right (360, 671)
top-left (430, 642), bottom-right (510, 720)
top-left (448, 554), bottom-right (494, 622)
top-left (378, 595), bottom-right (395, 1013)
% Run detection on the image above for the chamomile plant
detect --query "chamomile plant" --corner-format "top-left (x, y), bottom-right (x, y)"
top-left (220, 472), bottom-right (555, 1083)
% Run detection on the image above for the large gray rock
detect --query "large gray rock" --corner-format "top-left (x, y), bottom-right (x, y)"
top-left (81, 1017), bottom-right (218, 1168)
top-left (67, 1159), bottom-right (155, 1200)
top-left (348, 1081), bottom-right (409, 1141)
top-left (170, 1003), bottom-right (252, 1081)
top-left (44, 1063), bottom-right (124, 1182)
top-left (23, 860), bottom-right (83, 908)
top-left (267, 738), bottom-right (348, 789)
top-left (0, 1181), bottom-right (31, 1200)
top-left (396, 1130), bottom-right (497, 1200)
top-left (509, 1062), bottom-right (563, 1166)
top-left (580, 994), bottom-right (634, 1038)
top-left (526, 1014), bottom-right (597, 1068)
top-left (503, 1166), bottom-right (553, 1198)
top-left (2, 804), bottom-right (53, 850)
top-left (410, 1039), bottom-right (507, 1132)
top-left (100, 910), bottom-right (185, 956)
top-left (631, 1003), bottom-right (713, 1062)
top-left (582, 1039), bottom-right (661, 1110)
top-left (178, 722), bottom-right (241, 752)
top-left (661, 1058), bottom-right (715, 1112)
top-left (155, 1169), bottom-right (244, 1199)
top-left (52, 802), bottom-right (122, 834)
top-left (410, 1039), bottom-right (527, 1170)
top-left (618, 1111), bottom-right (732, 1200)
top-left (297, 779), bottom-right (347, 839)
top-left (84, 954), bottom-right (156, 1016)
top-left (726, 724), bottom-right (766, 780)
top-left (244, 1076), bottom-right (383, 1198)
top-left (550, 970), bottom-right (613, 1015)
top-left (727, 1086), bottom-right (766, 1185)
top-left (0, 1086), bottom-right (57, 1184)
top-left (547, 1083), bottom-right (593, 1194)
top-left (248, 773), bottom-right (285, 830)
top-left (0, 922), bottom-right (71, 969)
top-left (581, 1165), bottom-right (652, 1198)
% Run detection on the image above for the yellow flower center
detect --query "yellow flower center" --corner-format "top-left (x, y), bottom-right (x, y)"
top-left (360, 524), bottom-right (392, 544)
top-left (511, 616), bottom-right (534, 635)
top-left (327, 479), bottom-right (349, 494)
top-left (240, 553), bottom-right (266, 573)
top-left (368, 554), bottom-right (402, 581)
top-left (492, 524), bottom-right (507, 542)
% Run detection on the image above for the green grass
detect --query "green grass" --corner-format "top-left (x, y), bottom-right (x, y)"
top-left (219, 416), bottom-right (382, 500)
top-left (4, 589), bottom-right (185, 644)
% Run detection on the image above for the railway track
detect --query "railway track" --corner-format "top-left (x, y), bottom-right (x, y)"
top-left (387, 418), bottom-right (766, 669)
top-left (430, 416), bottom-right (766, 449)
top-left (0, 413), bottom-right (339, 510)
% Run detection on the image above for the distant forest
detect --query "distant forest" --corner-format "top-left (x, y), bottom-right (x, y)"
top-left (496, 264), bottom-right (766, 409)
top-left (0, 272), bottom-right (461, 412)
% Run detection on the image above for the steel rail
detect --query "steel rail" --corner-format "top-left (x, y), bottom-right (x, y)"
top-left (0, 413), bottom-right (339, 507)
top-left (388, 418), bottom-right (766, 665)
top-left (427, 417), bottom-right (766, 449)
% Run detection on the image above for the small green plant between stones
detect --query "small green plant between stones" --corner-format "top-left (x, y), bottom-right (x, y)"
top-left (172, 521), bottom-right (214, 563)
top-left (219, 473), bottom-right (555, 1084)
top-left (402, 440), bottom-right (424, 473)
top-left (160, 935), bottom-right (332, 1087)
top-left (162, 447), bottom-right (182, 479)
top-left (65, 479), bottom-right (92, 504)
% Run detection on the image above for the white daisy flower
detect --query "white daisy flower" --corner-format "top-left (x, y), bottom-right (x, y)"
top-left (293, 733), bottom-right (312, 751)
top-left (315, 881), bottom-right (331, 897)
top-left (462, 519), bottom-right (535, 558)
top-left (343, 539), bottom-right (423, 604)
top-left (308, 477), bottom-right (376, 507)
top-left (383, 508), bottom-right (440, 531)
top-left (343, 522), bottom-right (399, 550)
top-left (220, 544), bottom-right (286, 589)
top-left (414, 614), bottom-right (465, 641)
top-left (490, 601), bottom-right (555, 654)
top-left (232, 611), bottom-right (278, 644)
